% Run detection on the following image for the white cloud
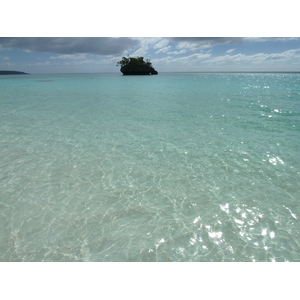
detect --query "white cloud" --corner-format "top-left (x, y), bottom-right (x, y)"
top-left (150, 47), bottom-right (300, 71)
top-left (50, 54), bottom-right (87, 60)
top-left (0, 62), bottom-right (14, 67)
top-left (226, 48), bottom-right (236, 54)
top-left (172, 52), bottom-right (212, 63)
top-left (28, 61), bottom-right (51, 66)
top-left (205, 53), bottom-right (248, 64)
top-left (244, 37), bottom-right (299, 43)
top-left (152, 52), bottom-right (211, 66)
top-left (155, 46), bottom-right (171, 54)
top-left (152, 38), bottom-right (170, 49)
top-left (174, 41), bottom-right (210, 51)
top-left (171, 37), bottom-right (247, 51)
top-left (167, 49), bottom-right (186, 55)
top-left (151, 56), bottom-right (175, 65)
top-left (99, 57), bottom-right (120, 64)
top-left (128, 37), bottom-right (163, 57)
top-left (201, 48), bottom-right (300, 68)
top-left (65, 58), bottom-right (101, 66)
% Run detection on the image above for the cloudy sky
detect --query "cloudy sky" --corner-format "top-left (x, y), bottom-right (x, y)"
top-left (1, 37), bottom-right (300, 73)
top-left (1, 0), bottom-right (299, 74)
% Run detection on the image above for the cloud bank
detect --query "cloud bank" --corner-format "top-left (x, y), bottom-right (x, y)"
top-left (1, 37), bottom-right (299, 73)
top-left (1, 37), bottom-right (296, 57)
top-left (0, 37), bottom-right (140, 56)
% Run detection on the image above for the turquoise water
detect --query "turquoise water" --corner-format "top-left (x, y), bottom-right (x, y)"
top-left (0, 72), bottom-right (299, 261)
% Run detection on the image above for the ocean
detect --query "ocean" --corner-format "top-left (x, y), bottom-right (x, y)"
top-left (0, 72), bottom-right (299, 261)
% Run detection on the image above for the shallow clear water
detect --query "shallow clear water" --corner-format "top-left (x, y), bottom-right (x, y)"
top-left (0, 72), bottom-right (299, 261)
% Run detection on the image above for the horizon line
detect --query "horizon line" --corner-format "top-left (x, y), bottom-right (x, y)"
top-left (3, 71), bottom-right (300, 75)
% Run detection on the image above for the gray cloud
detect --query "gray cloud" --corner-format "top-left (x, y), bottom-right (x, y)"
top-left (168, 37), bottom-right (246, 47)
top-left (0, 37), bottom-right (140, 56)
top-left (168, 37), bottom-right (298, 48)
top-left (1, 37), bottom-right (297, 57)
top-left (170, 37), bottom-right (245, 43)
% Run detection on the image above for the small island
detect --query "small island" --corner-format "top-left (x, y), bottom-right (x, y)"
top-left (117, 56), bottom-right (158, 75)
top-left (0, 71), bottom-right (29, 75)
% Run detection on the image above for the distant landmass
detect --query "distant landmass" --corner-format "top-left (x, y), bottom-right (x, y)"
top-left (0, 71), bottom-right (29, 75)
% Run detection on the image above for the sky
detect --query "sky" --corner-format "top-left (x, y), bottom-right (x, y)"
top-left (2, 0), bottom-right (299, 74)
top-left (1, 37), bottom-right (300, 74)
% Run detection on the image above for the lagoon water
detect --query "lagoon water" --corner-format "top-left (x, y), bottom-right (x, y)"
top-left (0, 72), bottom-right (299, 261)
